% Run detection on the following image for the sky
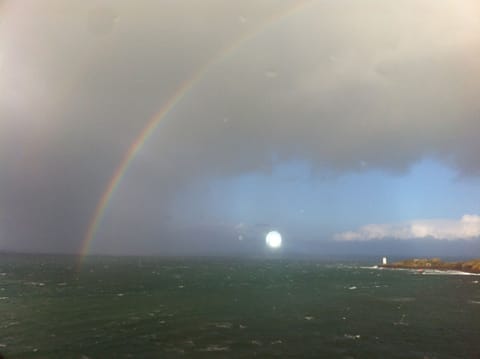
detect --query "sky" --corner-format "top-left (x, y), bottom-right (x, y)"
top-left (1, 0), bottom-right (480, 258)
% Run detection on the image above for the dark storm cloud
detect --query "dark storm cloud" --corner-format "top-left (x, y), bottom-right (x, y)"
top-left (1, 0), bottom-right (480, 253)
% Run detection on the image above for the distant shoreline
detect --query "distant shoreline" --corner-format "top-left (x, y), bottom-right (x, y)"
top-left (380, 258), bottom-right (480, 274)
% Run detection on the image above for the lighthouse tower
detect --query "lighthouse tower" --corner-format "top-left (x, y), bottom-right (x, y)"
top-left (382, 257), bottom-right (388, 265)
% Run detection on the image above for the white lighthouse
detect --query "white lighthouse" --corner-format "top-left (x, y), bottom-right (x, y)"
top-left (382, 257), bottom-right (388, 265)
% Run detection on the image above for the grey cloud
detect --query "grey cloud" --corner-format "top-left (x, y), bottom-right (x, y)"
top-left (1, 0), bottom-right (480, 253)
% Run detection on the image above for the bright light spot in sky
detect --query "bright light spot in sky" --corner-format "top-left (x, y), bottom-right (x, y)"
top-left (266, 231), bottom-right (282, 248)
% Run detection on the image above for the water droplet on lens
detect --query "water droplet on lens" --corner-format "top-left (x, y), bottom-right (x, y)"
top-left (265, 70), bottom-right (278, 78)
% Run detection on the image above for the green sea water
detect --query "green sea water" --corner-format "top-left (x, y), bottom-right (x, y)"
top-left (1, 254), bottom-right (480, 358)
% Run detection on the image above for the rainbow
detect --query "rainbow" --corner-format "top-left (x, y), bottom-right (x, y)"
top-left (78, 0), bottom-right (312, 266)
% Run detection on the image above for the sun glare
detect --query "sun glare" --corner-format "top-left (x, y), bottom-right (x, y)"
top-left (266, 231), bottom-right (282, 249)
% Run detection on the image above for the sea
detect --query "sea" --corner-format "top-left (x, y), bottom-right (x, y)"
top-left (1, 254), bottom-right (480, 359)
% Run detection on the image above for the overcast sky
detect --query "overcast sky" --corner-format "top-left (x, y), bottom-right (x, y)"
top-left (1, 0), bottom-right (480, 257)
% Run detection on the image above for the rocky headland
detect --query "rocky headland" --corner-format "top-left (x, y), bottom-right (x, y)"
top-left (381, 258), bottom-right (480, 274)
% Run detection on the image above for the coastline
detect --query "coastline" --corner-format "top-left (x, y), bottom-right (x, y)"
top-left (379, 258), bottom-right (480, 274)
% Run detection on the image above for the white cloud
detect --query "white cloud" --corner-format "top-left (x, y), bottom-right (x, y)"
top-left (335, 215), bottom-right (480, 241)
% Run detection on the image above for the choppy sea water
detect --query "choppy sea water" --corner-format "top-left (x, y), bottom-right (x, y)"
top-left (1, 254), bottom-right (479, 358)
